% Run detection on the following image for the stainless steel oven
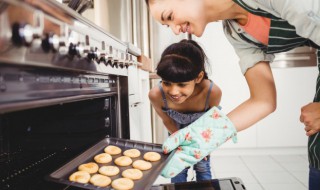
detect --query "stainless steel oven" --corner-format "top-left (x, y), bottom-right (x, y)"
top-left (0, 0), bottom-right (135, 189)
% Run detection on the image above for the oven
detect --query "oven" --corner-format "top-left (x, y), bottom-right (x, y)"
top-left (0, 0), bottom-right (133, 189)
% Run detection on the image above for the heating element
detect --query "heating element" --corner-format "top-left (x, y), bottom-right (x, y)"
top-left (0, 0), bottom-right (139, 189)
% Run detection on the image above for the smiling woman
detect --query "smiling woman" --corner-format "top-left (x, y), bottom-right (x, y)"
top-left (146, 0), bottom-right (210, 36)
top-left (145, 0), bottom-right (320, 189)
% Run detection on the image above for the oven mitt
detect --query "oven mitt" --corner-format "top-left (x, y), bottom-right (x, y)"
top-left (161, 106), bottom-right (237, 178)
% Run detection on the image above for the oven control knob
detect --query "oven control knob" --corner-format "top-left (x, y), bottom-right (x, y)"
top-left (87, 48), bottom-right (98, 61)
top-left (58, 41), bottom-right (68, 55)
top-left (98, 53), bottom-right (106, 64)
top-left (112, 61), bottom-right (118, 68)
top-left (98, 56), bottom-right (106, 64)
top-left (87, 52), bottom-right (96, 60)
top-left (124, 53), bottom-right (130, 68)
top-left (41, 33), bottom-right (59, 52)
top-left (68, 43), bottom-right (78, 56)
top-left (11, 23), bottom-right (33, 46)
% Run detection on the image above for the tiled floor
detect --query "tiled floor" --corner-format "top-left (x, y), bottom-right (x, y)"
top-left (211, 154), bottom-right (308, 190)
top-left (154, 150), bottom-right (309, 190)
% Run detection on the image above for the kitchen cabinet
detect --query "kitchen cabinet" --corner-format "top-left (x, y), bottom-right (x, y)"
top-left (128, 68), bottom-right (152, 142)
top-left (128, 64), bottom-right (140, 105)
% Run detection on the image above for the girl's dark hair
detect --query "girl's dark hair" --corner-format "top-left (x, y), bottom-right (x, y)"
top-left (156, 39), bottom-right (210, 83)
top-left (145, 0), bottom-right (149, 6)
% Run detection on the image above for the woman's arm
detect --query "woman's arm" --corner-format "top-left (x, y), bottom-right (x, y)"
top-left (227, 61), bottom-right (277, 132)
top-left (148, 87), bottom-right (179, 134)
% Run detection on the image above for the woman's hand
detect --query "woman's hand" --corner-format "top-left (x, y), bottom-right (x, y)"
top-left (161, 107), bottom-right (237, 178)
top-left (300, 102), bottom-right (320, 136)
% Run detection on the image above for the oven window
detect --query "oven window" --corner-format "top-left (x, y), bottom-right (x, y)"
top-left (0, 97), bottom-right (116, 189)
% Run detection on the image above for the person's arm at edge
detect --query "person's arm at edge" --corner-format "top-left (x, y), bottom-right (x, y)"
top-left (227, 61), bottom-right (277, 132)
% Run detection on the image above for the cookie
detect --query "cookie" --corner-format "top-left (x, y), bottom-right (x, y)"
top-left (123, 148), bottom-right (141, 158)
top-left (114, 156), bottom-right (133, 167)
top-left (104, 145), bottom-right (122, 155)
top-left (94, 153), bottom-right (112, 164)
top-left (132, 160), bottom-right (152, 171)
top-left (89, 174), bottom-right (111, 187)
top-left (143, 152), bottom-right (161, 162)
top-left (111, 178), bottom-right (134, 190)
top-left (122, 168), bottom-right (143, 180)
top-left (78, 162), bottom-right (99, 174)
top-left (69, 171), bottom-right (90, 184)
top-left (99, 165), bottom-right (120, 176)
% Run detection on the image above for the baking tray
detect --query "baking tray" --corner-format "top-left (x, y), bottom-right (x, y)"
top-left (47, 137), bottom-right (174, 190)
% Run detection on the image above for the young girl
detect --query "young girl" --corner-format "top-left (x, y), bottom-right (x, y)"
top-left (148, 39), bottom-right (222, 183)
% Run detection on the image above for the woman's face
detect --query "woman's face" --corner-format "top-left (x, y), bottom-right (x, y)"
top-left (161, 80), bottom-right (197, 104)
top-left (149, 0), bottom-right (208, 37)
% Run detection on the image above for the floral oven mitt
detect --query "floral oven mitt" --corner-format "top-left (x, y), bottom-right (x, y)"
top-left (161, 106), bottom-right (238, 178)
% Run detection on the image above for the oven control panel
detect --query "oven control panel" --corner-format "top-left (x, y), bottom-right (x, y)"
top-left (0, 0), bottom-right (140, 76)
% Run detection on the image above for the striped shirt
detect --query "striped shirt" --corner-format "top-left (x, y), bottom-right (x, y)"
top-left (223, 0), bottom-right (320, 169)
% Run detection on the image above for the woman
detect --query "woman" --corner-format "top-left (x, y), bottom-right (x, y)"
top-left (145, 0), bottom-right (320, 189)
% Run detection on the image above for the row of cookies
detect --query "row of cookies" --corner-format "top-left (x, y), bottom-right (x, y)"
top-left (69, 171), bottom-right (134, 189)
top-left (69, 145), bottom-right (161, 189)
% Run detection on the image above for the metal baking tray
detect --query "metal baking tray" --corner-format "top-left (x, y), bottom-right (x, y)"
top-left (47, 137), bottom-right (174, 190)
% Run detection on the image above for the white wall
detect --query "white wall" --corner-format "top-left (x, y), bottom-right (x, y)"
top-left (195, 22), bottom-right (318, 149)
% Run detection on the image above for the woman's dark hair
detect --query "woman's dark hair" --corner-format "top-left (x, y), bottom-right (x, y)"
top-left (145, 0), bottom-right (149, 6)
top-left (156, 39), bottom-right (210, 83)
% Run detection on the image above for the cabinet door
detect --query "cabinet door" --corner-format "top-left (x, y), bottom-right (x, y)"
top-left (128, 64), bottom-right (140, 105)
top-left (129, 102), bottom-right (152, 143)
top-left (129, 103), bottom-right (142, 141)
top-left (128, 70), bottom-right (152, 142)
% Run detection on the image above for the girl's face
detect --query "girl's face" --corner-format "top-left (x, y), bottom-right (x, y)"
top-left (149, 0), bottom-right (208, 37)
top-left (161, 80), bottom-right (197, 104)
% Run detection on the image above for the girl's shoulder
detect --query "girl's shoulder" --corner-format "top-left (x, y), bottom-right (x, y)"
top-left (148, 85), bottom-right (163, 106)
top-left (202, 79), bottom-right (222, 107)
top-left (201, 79), bottom-right (214, 91)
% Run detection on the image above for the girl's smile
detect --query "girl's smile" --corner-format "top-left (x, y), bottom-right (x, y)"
top-left (162, 80), bottom-right (196, 104)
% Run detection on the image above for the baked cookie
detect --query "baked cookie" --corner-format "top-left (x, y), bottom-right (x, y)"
top-left (123, 148), bottom-right (141, 158)
top-left (89, 174), bottom-right (111, 187)
top-left (132, 160), bottom-right (152, 171)
top-left (111, 178), bottom-right (134, 190)
top-left (143, 152), bottom-right (161, 162)
top-left (114, 156), bottom-right (133, 167)
top-left (78, 162), bottom-right (99, 174)
top-left (122, 168), bottom-right (143, 180)
top-left (104, 145), bottom-right (122, 155)
top-left (99, 165), bottom-right (120, 176)
top-left (94, 153), bottom-right (112, 164)
top-left (69, 171), bottom-right (91, 184)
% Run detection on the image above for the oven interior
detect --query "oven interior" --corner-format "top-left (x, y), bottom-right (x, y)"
top-left (0, 96), bottom-right (121, 189)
